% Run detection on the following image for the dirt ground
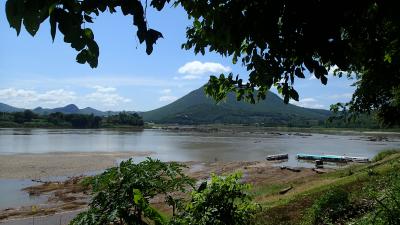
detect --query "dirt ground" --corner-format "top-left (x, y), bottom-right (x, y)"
top-left (0, 151), bottom-right (151, 179)
top-left (0, 158), bottom-right (330, 223)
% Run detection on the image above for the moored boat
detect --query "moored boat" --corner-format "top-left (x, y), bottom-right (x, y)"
top-left (297, 153), bottom-right (369, 163)
top-left (266, 153), bottom-right (289, 161)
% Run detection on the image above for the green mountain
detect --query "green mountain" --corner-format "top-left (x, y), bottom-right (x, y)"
top-left (142, 87), bottom-right (331, 125)
top-left (0, 103), bottom-right (24, 112)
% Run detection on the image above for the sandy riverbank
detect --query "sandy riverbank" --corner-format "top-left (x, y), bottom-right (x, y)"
top-left (0, 151), bottom-right (151, 179)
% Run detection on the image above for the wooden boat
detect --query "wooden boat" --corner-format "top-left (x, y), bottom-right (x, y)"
top-left (266, 153), bottom-right (289, 161)
top-left (280, 166), bottom-right (301, 172)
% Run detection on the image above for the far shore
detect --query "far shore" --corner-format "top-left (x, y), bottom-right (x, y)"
top-left (1, 125), bottom-right (400, 135)
top-left (0, 151), bottom-right (152, 179)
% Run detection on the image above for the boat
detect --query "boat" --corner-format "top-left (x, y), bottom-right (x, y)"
top-left (344, 156), bottom-right (370, 163)
top-left (266, 153), bottom-right (289, 161)
top-left (296, 153), bottom-right (369, 163)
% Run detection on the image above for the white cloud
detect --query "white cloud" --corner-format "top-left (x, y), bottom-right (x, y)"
top-left (159, 95), bottom-right (178, 102)
top-left (329, 93), bottom-right (353, 99)
top-left (0, 87), bottom-right (131, 108)
top-left (37, 89), bottom-right (76, 104)
top-left (0, 88), bottom-right (76, 107)
top-left (91, 85), bottom-right (116, 93)
top-left (160, 89), bottom-right (172, 94)
top-left (290, 98), bottom-right (325, 109)
top-left (86, 86), bottom-right (131, 106)
top-left (178, 61), bottom-right (231, 76)
top-left (0, 88), bottom-right (36, 99)
top-left (182, 75), bottom-right (202, 80)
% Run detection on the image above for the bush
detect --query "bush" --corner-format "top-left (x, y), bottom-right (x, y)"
top-left (355, 171), bottom-right (400, 225)
top-left (171, 173), bottom-right (260, 225)
top-left (302, 188), bottom-right (350, 225)
top-left (71, 160), bottom-right (261, 225)
top-left (70, 158), bottom-right (194, 225)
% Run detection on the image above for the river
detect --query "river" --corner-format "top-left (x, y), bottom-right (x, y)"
top-left (1, 128), bottom-right (399, 163)
top-left (0, 128), bottom-right (400, 218)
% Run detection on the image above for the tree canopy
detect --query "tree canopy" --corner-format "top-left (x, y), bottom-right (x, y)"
top-left (5, 0), bottom-right (400, 125)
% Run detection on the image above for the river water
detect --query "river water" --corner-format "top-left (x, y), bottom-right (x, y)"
top-left (1, 128), bottom-right (399, 162)
top-left (0, 128), bottom-right (399, 211)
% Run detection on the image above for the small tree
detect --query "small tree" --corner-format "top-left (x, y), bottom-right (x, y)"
top-left (70, 158), bottom-right (194, 225)
top-left (171, 172), bottom-right (260, 225)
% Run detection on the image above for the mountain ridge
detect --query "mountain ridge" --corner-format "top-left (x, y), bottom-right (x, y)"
top-left (0, 87), bottom-right (331, 126)
top-left (0, 103), bottom-right (111, 116)
top-left (142, 87), bottom-right (331, 125)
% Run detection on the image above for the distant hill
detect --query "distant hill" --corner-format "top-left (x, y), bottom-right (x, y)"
top-left (0, 103), bottom-right (24, 113)
top-left (142, 87), bottom-right (331, 126)
top-left (0, 103), bottom-right (111, 116)
top-left (31, 104), bottom-right (109, 116)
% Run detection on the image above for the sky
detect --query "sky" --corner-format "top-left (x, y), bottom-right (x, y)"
top-left (0, 3), bottom-right (356, 111)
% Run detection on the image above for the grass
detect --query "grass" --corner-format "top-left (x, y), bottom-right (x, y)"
top-left (372, 149), bottom-right (400, 162)
top-left (251, 183), bottom-right (286, 198)
top-left (253, 149), bottom-right (400, 225)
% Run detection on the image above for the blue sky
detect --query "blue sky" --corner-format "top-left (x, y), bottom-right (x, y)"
top-left (0, 3), bottom-right (355, 111)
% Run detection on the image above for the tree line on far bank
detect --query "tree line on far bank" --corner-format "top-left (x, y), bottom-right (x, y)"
top-left (0, 110), bottom-right (144, 128)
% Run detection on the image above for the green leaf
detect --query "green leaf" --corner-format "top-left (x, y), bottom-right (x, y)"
top-left (22, 1), bottom-right (42, 36)
top-left (70, 36), bottom-right (85, 51)
top-left (289, 89), bottom-right (299, 101)
top-left (6, 0), bottom-right (24, 35)
top-left (83, 28), bottom-right (94, 40)
top-left (87, 40), bottom-right (99, 57)
top-left (193, 20), bottom-right (201, 29)
top-left (295, 68), bottom-right (305, 78)
top-left (145, 29), bottom-right (163, 55)
top-left (76, 50), bottom-right (88, 64)
top-left (49, 13), bottom-right (57, 41)
top-left (84, 15), bottom-right (93, 23)
top-left (320, 75), bottom-right (328, 85)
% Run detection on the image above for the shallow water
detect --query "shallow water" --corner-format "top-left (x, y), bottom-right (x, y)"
top-left (0, 128), bottom-right (399, 210)
top-left (0, 179), bottom-right (47, 210)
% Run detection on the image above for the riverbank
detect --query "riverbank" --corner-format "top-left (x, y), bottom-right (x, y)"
top-left (0, 152), bottom-right (151, 179)
top-left (1, 151), bottom-right (399, 224)
top-left (0, 157), bottom-right (326, 222)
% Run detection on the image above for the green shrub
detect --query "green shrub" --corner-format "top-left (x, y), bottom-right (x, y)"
top-left (171, 172), bottom-right (260, 225)
top-left (302, 188), bottom-right (350, 225)
top-left (356, 172), bottom-right (400, 225)
top-left (70, 158), bottom-right (194, 225)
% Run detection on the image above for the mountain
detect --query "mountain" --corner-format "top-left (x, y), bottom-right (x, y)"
top-left (32, 104), bottom-right (108, 116)
top-left (142, 87), bottom-right (332, 125)
top-left (0, 103), bottom-right (131, 116)
top-left (0, 103), bottom-right (24, 113)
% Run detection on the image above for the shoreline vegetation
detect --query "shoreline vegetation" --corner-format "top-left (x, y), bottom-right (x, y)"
top-left (0, 150), bottom-right (399, 224)
top-left (1, 107), bottom-right (398, 131)
top-left (1, 122), bottom-right (400, 135)
top-left (0, 111), bottom-right (144, 129)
